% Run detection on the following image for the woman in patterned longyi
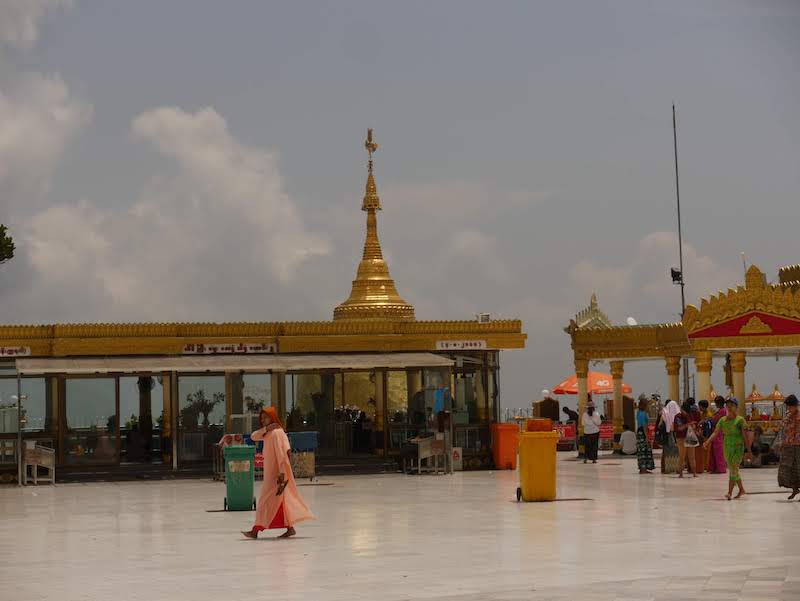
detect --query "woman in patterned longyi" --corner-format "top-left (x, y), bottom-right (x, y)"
top-left (777, 394), bottom-right (800, 500)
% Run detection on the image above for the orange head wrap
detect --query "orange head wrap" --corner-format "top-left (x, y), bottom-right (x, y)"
top-left (260, 406), bottom-right (284, 430)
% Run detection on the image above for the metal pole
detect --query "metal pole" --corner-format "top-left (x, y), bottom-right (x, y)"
top-left (673, 104), bottom-right (690, 400)
top-left (17, 371), bottom-right (23, 487)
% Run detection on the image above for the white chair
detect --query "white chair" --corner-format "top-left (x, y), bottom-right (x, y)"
top-left (24, 442), bottom-right (55, 485)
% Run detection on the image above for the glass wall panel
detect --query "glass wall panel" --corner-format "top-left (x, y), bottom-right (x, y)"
top-left (229, 373), bottom-right (271, 435)
top-left (0, 378), bottom-right (49, 434)
top-left (119, 376), bottom-right (163, 463)
top-left (64, 378), bottom-right (117, 465)
top-left (285, 373), bottom-right (340, 455)
top-left (178, 375), bottom-right (225, 463)
top-left (387, 370), bottom-right (423, 450)
top-left (343, 372), bottom-right (375, 454)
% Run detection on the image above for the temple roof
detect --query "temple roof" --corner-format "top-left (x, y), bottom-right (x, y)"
top-left (564, 293), bottom-right (612, 333)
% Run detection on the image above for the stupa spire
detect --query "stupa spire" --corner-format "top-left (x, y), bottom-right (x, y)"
top-left (333, 129), bottom-right (415, 322)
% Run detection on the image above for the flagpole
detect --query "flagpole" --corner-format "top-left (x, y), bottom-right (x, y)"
top-left (673, 103), bottom-right (689, 400)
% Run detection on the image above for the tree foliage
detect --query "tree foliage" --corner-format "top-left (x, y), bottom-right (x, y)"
top-left (0, 225), bottom-right (14, 264)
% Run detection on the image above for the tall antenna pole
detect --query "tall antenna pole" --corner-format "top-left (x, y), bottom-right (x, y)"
top-left (673, 103), bottom-right (689, 400)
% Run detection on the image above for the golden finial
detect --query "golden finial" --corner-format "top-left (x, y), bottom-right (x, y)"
top-left (362, 128), bottom-right (381, 211)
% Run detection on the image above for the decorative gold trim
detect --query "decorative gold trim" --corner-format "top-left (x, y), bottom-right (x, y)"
top-left (689, 333), bottom-right (800, 351)
top-left (730, 351), bottom-right (746, 372)
top-left (739, 316), bottom-right (772, 335)
top-left (684, 264), bottom-right (800, 334)
top-left (0, 320), bottom-right (526, 358)
top-left (665, 356), bottom-right (681, 376)
top-left (694, 350), bottom-right (712, 372)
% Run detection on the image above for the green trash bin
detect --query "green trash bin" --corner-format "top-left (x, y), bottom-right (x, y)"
top-left (223, 445), bottom-right (256, 511)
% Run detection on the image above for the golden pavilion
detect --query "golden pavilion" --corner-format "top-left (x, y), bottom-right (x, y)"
top-left (0, 130), bottom-right (526, 481)
top-left (566, 264), bottom-right (800, 433)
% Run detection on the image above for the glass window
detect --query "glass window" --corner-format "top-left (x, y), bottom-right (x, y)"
top-left (64, 378), bottom-right (117, 465)
top-left (119, 376), bottom-right (163, 463)
top-left (387, 370), bottom-right (424, 450)
top-left (0, 378), bottom-right (49, 434)
top-left (286, 373), bottom-right (341, 455)
top-left (178, 375), bottom-right (225, 463)
top-left (342, 372), bottom-right (375, 418)
top-left (343, 372), bottom-right (376, 455)
top-left (229, 373), bottom-right (271, 435)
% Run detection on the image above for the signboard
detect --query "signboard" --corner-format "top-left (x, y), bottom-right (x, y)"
top-left (555, 423), bottom-right (576, 442)
top-left (435, 340), bottom-right (487, 351)
top-left (599, 423), bottom-right (614, 440)
top-left (0, 346), bottom-right (30, 357)
top-left (183, 342), bottom-right (276, 355)
top-left (451, 447), bottom-right (463, 471)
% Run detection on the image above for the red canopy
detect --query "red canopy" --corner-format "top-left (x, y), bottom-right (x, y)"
top-left (552, 371), bottom-right (632, 395)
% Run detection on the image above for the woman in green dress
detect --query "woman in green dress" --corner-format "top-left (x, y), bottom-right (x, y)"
top-left (703, 398), bottom-right (751, 500)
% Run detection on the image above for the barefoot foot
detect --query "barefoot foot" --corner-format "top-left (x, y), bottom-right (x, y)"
top-left (278, 527), bottom-right (296, 539)
top-left (734, 490), bottom-right (746, 499)
top-left (789, 489), bottom-right (799, 500)
top-left (241, 530), bottom-right (258, 539)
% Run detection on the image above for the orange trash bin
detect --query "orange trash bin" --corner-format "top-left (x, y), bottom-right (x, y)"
top-left (490, 423), bottom-right (520, 470)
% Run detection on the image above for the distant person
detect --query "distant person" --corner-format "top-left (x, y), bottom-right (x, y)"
top-left (582, 401), bottom-right (601, 464)
top-left (562, 406), bottom-right (579, 424)
top-left (777, 394), bottom-right (800, 499)
top-left (707, 397), bottom-right (728, 474)
top-left (635, 398), bottom-right (654, 474)
top-left (673, 400), bottom-right (699, 478)
top-left (703, 399), bottom-right (751, 500)
top-left (658, 399), bottom-right (680, 474)
top-left (746, 426), bottom-right (763, 468)
top-left (619, 424), bottom-right (637, 456)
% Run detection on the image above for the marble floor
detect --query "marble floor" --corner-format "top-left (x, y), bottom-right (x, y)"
top-left (1, 454), bottom-right (799, 601)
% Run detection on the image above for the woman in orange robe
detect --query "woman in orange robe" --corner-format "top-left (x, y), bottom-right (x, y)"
top-left (241, 408), bottom-right (315, 539)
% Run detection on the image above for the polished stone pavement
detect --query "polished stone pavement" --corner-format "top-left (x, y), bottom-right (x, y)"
top-left (1, 454), bottom-right (799, 601)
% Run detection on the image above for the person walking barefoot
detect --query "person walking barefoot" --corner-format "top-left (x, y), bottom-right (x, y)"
top-left (703, 399), bottom-right (751, 500)
top-left (241, 408), bottom-right (315, 539)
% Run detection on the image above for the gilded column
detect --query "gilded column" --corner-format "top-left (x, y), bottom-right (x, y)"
top-left (665, 357), bottom-right (681, 402)
top-left (160, 372), bottom-right (173, 468)
top-left (271, 372), bottom-right (286, 419)
top-left (610, 360), bottom-right (624, 432)
top-left (575, 359), bottom-right (589, 434)
top-left (373, 370), bottom-right (386, 432)
top-left (694, 351), bottom-right (712, 402)
top-left (730, 352), bottom-right (746, 401)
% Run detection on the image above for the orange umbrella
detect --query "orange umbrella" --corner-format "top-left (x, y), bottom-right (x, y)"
top-left (552, 371), bottom-right (632, 395)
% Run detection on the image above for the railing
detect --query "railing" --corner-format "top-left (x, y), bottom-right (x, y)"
top-left (454, 425), bottom-right (490, 453)
top-left (387, 424), bottom-right (423, 451)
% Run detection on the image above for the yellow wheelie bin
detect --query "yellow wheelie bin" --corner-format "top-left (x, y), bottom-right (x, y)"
top-left (516, 430), bottom-right (559, 502)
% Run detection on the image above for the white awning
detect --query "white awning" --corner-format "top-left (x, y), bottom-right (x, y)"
top-left (14, 352), bottom-right (453, 375)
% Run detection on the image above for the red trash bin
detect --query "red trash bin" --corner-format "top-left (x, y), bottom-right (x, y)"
top-left (490, 423), bottom-right (520, 470)
top-left (525, 418), bottom-right (553, 432)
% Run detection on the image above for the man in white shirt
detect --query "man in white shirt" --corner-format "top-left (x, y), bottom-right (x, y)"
top-left (619, 423), bottom-right (637, 455)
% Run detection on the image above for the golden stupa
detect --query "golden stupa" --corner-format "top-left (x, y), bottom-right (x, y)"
top-left (333, 130), bottom-right (415, 322)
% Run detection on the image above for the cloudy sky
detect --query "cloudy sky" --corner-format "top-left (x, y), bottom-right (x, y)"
top-left (1, 1), bottom-right (799, 410)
